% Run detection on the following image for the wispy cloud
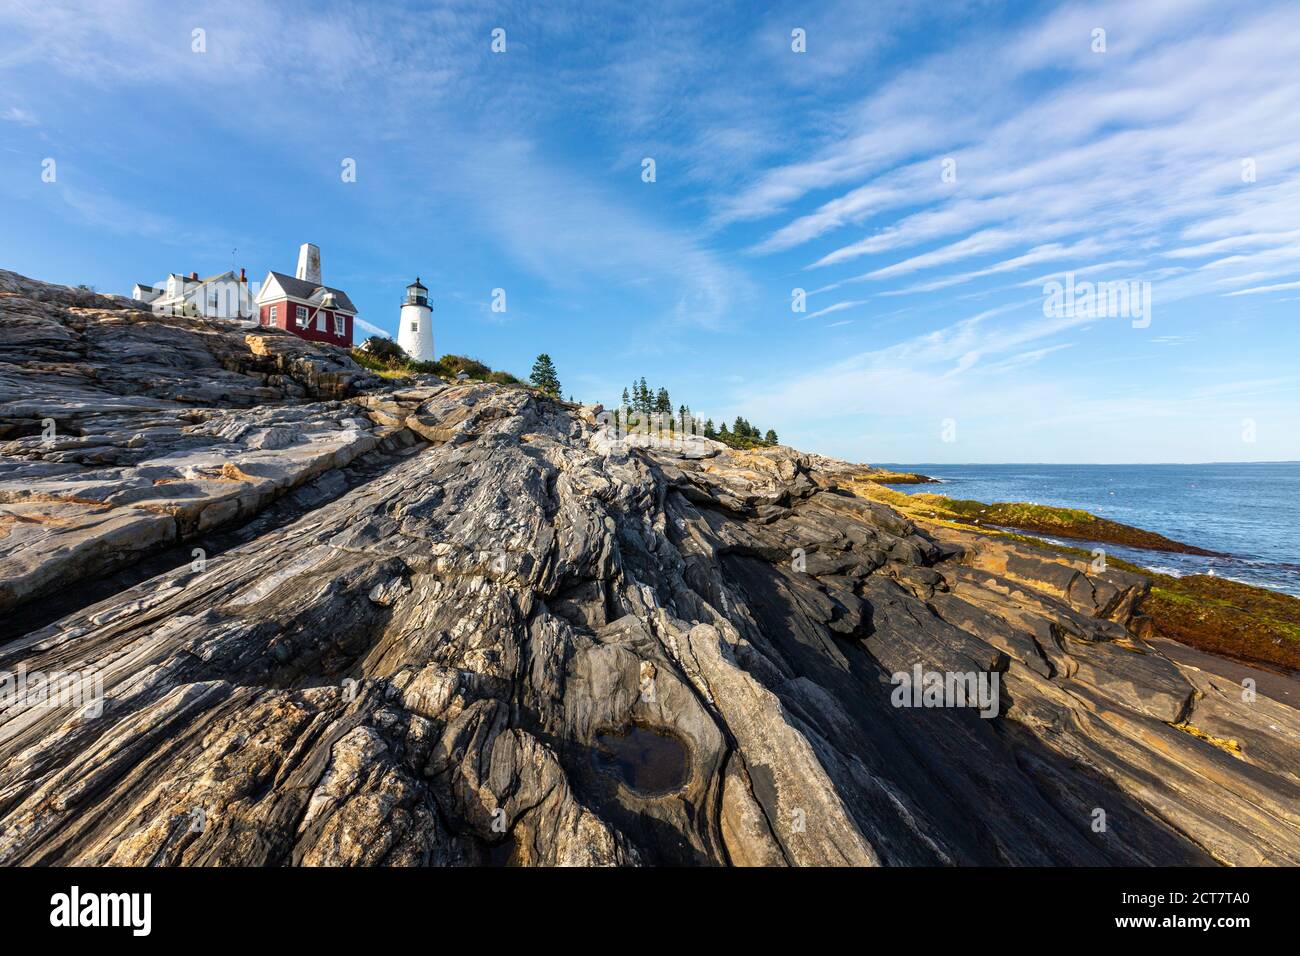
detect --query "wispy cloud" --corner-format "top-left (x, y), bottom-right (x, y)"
top-left (742, 0), bottom-right (1300, 309)
top-left (804, 299), bottom-right (868, 320)
top-left (355, 317), bottom-right (391, 339)
top-left (1, 106), bottom-right (36, 125)
top-left (1224, 278), bottom-right (1300, 297)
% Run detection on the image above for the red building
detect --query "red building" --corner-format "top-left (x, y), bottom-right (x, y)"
top-left (253, 244), bottom-right (358, 348)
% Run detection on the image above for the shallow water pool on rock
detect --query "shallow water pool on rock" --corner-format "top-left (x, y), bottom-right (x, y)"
top-left (592, 725), bottom-right (690, 796)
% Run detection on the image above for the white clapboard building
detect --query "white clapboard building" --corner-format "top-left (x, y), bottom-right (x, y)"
top-left (132, 269), bottom-right (257, 325)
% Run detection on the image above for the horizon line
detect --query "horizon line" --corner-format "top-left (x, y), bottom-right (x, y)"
top-left (874, 460), bottom-right (1300, 467)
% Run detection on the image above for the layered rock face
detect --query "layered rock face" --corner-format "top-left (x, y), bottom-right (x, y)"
top-left (0, 270), bottom-right (1296, 866)
top-left (0, 270), bottom-right (384, 624)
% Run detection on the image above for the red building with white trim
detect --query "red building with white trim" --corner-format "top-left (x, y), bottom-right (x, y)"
top-left (253, 243), bottom-right (358, 348)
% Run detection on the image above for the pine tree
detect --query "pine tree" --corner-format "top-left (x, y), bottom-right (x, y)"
top-left (765, 429), bottom-right (778, 444)
top-left (621, 387), bottom-right (630, 411)
top-left (655, 387), bottom-right (672, 414)
top-left (529, 354), bottom-right (561, 396)
top-left (704, 418), bottom-right (716, 439)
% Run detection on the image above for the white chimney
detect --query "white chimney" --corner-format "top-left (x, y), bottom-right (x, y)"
top-left (295, 243), bottom-right (321, 284)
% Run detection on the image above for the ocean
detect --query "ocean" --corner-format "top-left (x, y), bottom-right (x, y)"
top-left (878, 462), bottom-right (1300, 597)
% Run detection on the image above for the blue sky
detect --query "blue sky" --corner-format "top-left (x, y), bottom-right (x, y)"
top-left (2, 0), bottom-right (1299, 464)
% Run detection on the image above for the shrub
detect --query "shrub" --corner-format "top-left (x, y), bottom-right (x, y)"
top-left (436, 354), bottom-right (491, 379)
top-left (349, 345), bottom-right (525, 387)
top-left (362, 336), bottom-right (407, 362)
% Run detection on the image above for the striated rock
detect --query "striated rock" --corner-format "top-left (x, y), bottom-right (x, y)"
top-left (0, 269), bottom-right (1297, 867)
top-left (0, 270), bottom-right (390, 616)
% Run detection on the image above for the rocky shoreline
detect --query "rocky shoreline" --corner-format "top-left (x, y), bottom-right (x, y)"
top-left (1, 269), bottom-right (1297, 867)
top-left (846, 477), bottom-right (1300, 674)
top-left (860, 477), bottom-right (1222, 556)
top-left (860, 468), bottom-right (940, 485)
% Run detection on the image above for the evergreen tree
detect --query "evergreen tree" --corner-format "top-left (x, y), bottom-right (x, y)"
top-left (765, 429), bottom-right (778, 444)
top-left (704, 418), bottom-right (716, 439)
top-left (655, 387), bottom-right (672, 415)
top-left (529, 354), bottom-right (561, 396)
top-left (621, 387), bottom-right (630, 411)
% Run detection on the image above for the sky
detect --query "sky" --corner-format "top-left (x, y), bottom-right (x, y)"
top-left (2, 0), bottom-right (1299, 464)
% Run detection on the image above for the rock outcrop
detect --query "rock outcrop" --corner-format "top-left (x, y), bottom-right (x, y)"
top-left (0, 269), bottom-right (1296, 866)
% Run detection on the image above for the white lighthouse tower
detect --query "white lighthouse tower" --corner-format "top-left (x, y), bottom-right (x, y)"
top-left (397, 278), bottom-right (434, 362)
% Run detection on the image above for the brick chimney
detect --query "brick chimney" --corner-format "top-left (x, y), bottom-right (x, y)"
top-left (190, 271), bottom-right (198, 280)
top-left (239, 268), bottom-right (246, 282)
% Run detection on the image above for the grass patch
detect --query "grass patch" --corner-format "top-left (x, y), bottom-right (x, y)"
top-left (1143, 576), bottom-right (1300, 671)
top-left (902, 493), bottom-right (1219, 555)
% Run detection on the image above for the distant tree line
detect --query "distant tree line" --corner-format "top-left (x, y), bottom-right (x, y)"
top-left (613, 377), bottom-right (777, 448)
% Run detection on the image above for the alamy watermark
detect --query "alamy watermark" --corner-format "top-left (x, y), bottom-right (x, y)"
top-left (1043, 271), bottom-right (1151, 328)
top-left (890, 664), bottom-right (1000, 718)
top-left (50, 886), bottom-right (150, 936)
top-left (1, 664), bottom-right (103, 718)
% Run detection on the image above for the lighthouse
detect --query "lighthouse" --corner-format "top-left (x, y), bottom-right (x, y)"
top-left (397, 278), bottom-right (434, 362)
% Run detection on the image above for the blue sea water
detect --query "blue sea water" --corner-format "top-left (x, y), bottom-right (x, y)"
top-left (878, 462), bottom-right (1300, 597)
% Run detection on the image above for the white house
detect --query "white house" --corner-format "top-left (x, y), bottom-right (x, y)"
top-left (132, 269), bottom-right (257, 325)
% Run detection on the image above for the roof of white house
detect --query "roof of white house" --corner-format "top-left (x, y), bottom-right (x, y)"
top-left (192, 271), bottom-right (239, 284)
top-left (137, 271), bottom-right (247, 295)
